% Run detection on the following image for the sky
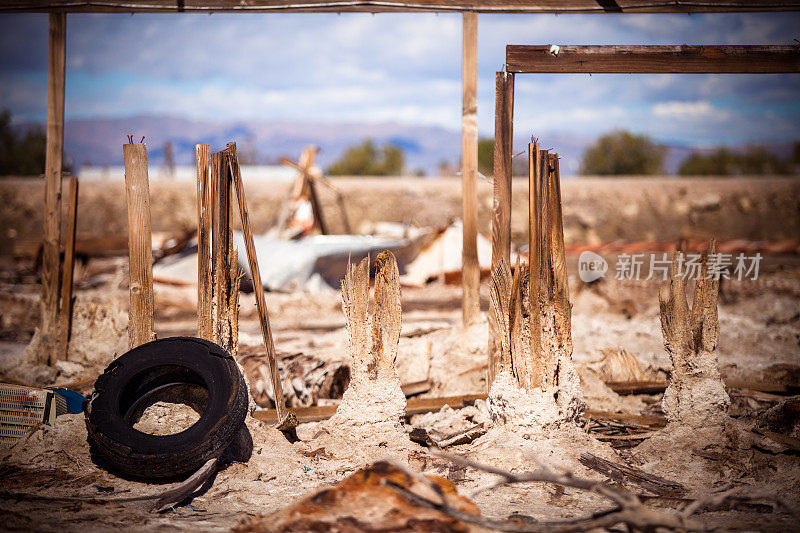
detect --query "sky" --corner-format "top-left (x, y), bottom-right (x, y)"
top-left (1, 11), bottom-right (799, 148)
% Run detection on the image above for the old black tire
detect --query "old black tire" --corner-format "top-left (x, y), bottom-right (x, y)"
top-left (85, 337), bottom-right (248, 480)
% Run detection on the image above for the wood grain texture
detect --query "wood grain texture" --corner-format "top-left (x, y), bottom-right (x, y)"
top-left (123, 143), bottom-right (155, 349)
top-left (488, 71), bottom-right (513, 389)
top-left (210, 149), bottom-right (239, 355)
top-left (195, 144), bottom-right (212, 340)
top-left (227, 142), bottom-right (290, 425)
top-left (527, 142), bottom-right (543, 389)
top-left (57, 176), bottom-right (78, 362)
top-left (548, 154), bottom-right (571, 342)
top-left (373, 250), bottom-right (402, 379)
top-left (6, 0), bottom-right (800, 14)
top-left (460, 11), bottom-right (480, 327)
top-left (39, 12), bottom-right (66, 365)
top-left (507, 44), bottom-right (800, 73)
top-left (490, 71), bottom-right (514, 271)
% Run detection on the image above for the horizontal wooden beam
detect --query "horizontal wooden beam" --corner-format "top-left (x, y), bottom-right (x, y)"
top-left (507, 44), bottom-right (800, 73)
top-left (3, 0), bottom-right (800, 13)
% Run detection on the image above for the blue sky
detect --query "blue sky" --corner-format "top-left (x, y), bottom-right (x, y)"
top-left (1, 11), bottom-right (799, 148)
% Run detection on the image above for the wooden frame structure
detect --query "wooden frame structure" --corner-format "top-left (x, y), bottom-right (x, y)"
top-left (5, 1), bottom-right (800, 12)
top-left (488, 42), bottom-right (800, 387)
top-left (20, 6), bottom-right (800, 363)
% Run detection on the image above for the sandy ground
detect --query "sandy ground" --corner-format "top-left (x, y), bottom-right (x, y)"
top-left (0, 253), bottom-right (798, 531)
top-left (0, 176), bottom-right (798, 531)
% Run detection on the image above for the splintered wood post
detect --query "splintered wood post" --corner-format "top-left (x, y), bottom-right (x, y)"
top-left (488, 257), bottom-right (513, 377)
top-left (40, 12), bottom-right (66, 366)
top-left (196, 144), bottom-right (212, 340)
top-left (538, 149), bottom-right (552, 302)
top-left (332, 250), bottom-right (406, 428)
top-left (210, 149), bottom-right (239, 356)
top-left (341, 257), bottom-right (371, 379)
top-left (488, 71), bottom-right (514, 388)
top-left (461, 11), bottom-right (480, 327)
top-left (372, 251), bottom-right (402, 379)
top-left (659, 240), bottom-right (727, 425)
top-left (227, 142), bottom-right (293, 429)
top-left (123, 143), bottom-right (155, 349)
top-left (527, 141), bottom-right (543, 389)
top-left (57, 176), bottom-right (78, 361)
top-left (548, 153), bottom-right (571, 340)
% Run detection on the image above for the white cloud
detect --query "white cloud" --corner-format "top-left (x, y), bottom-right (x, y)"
top-left (652, 100), bottom-right (716, 117)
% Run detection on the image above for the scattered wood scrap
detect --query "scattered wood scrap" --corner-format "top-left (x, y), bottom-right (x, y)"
top-left (254, 394), bottom-right (486, 425)
top-left (579, 452), bottom-right (686, 497)
top-left (605, 378), bottom-right (800, 396)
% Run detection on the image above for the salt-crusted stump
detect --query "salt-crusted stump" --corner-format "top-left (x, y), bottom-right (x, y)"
top-left (326, 251), bottom-right (407, 436)
top-left (487, 147), bottom-right (583, 429)
top-left (659, 242), bottom-right (729, 427)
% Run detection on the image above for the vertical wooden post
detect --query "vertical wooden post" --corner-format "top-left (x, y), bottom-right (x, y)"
top-left (123, 143), bottom-right (155, 349)
top-left (461, 11), bottom-right (480, 326)
top-left (548, 153), bottom-right (570, 338)
top-left (56, 176), bottom-right (78, 361)
top-left (40, 12), bottom-right (66, 365)
top-left (196, 144), bottom-right (212, 340)
top-left (488, 71), bottom-right (514, 388)
top-left (210, 150), bottom-right (239, 355)
top-left (227, 142), bottom-right (293, 429)
top-left (528, 141), bottom-right (544, 389)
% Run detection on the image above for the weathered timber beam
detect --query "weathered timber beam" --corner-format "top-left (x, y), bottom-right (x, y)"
top-left (123, 143), bottom-right (155, 349)
top-left (5, 0), bottom-right (800, 13)
top-left (507, 44), bottom-right (800, 73)
top-left (195, 144), bottom-right (212, 341)
top-left (56, 176), bottom-right (78, 362)
top-left (461, 11), bottom-right (480, 327)
top-left (39, 12), bottom-right (66, 366)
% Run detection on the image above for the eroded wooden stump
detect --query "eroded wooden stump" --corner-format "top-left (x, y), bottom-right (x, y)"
top-left (659, 241), bottom-right (729, 427)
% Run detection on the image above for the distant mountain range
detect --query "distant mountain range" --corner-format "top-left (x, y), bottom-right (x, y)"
top-left (18, 115), bottom-right (794, 176)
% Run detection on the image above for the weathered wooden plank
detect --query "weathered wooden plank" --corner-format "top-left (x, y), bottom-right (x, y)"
top-left (490, 71), bottom-right (514, 272)
top-left (488, 71), bottom-right (513, 389)
top-left (253, 394), bottom-right (486, 425)
top-left (56, 176), bottom-right (78, 362)
top-left (39, 12), bottom-right (66, 366)
top-left (227, 142), bottom-right (293, 429)
top-left (507, 44), bottom-right (800, 73)
top-left (209, 149), bottom-right (239, 355)
top-left (195, 144), bottom-right (212, 340)
top-left (123, 143), bottom-right (155, 349)
top-left (461, 11), bottom-right (480, 327)
top-left (5, 0), bottom-right (800, 14)
top-left (527, 141), bottom-right (543, 389)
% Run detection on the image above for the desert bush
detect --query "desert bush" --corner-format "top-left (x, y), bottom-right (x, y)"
top-left (678, 145), bottom-right (794, 175)
top-left (327, 139), bottom-right (404, 176)
top-left (580, 130), bottom-right (666, 175)
top-left (0, 109), bottom-right (48, 176)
